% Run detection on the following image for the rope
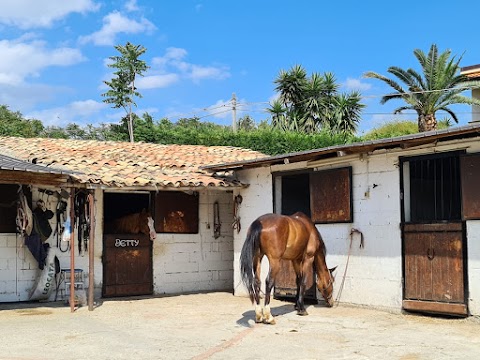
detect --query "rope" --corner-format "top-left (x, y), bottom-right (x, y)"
top-left (334, 228), bottom-right (364, 306)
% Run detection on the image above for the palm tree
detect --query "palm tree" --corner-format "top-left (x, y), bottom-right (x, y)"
top-left (364, 44), bottom-right (480, 132)
top-left (272, 65), bottom-right (364, 136)
top-left (267, 99), bottom-right (287, 129)
top-left (274, 65), bottom-right (307, 110)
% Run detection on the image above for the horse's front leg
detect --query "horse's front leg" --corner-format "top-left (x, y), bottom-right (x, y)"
top-left (292, 259), bottom-right (308, 316)
top-left (263, 258), bottom-right (280, 324)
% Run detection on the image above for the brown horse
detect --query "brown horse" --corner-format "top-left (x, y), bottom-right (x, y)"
top-left (105, 209), bottom-right (156, 240)
top-left (240, 212), bottom-right (336, 324)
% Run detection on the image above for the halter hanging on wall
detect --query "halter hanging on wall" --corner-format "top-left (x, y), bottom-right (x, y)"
top-left (213, 201), bottom-right (221, 239)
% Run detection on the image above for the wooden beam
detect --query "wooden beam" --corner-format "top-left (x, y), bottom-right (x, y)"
top-left (403, 300), bottom-right (467, 316)
top-left (0, 170), bottom-right (69, 186)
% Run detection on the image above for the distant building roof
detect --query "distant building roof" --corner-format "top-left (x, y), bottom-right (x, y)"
top-left (461, 64), bottom-right (480, 80)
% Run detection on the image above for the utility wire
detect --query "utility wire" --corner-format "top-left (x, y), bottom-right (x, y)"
top-left (168, 84), bottom-right (480, 121)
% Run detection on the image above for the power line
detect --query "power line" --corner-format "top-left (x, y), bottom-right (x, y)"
top-left (166, 84), bottom-right (480, 121)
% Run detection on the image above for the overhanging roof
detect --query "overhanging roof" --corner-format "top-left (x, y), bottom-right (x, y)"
top-left (202, 123), bottom-right (480, 171)
top-left (0, 154), bottom-right (73, 175)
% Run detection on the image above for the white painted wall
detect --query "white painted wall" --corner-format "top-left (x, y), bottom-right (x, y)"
top-left (233, 139), bottom-right (480, 316)
top-left (152, 189), bottom-right (235, 294)
top-left (1, 186), bottom-right (235, 302)
top-left (472, 89), bottom-right (480, 123)
top-left (231, 166), bottom-right (274, 296)
top-left (0, 187), bottom-right (91, 302)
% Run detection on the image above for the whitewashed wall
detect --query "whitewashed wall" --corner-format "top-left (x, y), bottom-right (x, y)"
top-left (152, 189), bottom-right (235, 294)
top-left (1, 186), bottom-right (234, 302)
top-left (232, 166), bottom-right (274, 296)
top-left (0, 186), bottom-right (92, 302)
top-left (233, 139), bottom-right (480, 316)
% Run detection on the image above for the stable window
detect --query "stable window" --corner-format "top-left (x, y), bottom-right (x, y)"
top-left (0, 184), bottom-right (22, 233)
top-left (154, 191), bottom-right (199, 233)
top-left (274, 167), bottom-right (353, 223)
top-left (402, 152), bottom-right (462, 223)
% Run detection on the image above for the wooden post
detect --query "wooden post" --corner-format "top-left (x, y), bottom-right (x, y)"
top-left (87, 193), bottom-right (95, 311)
top-left (69, 189), bottom-right (75, 312)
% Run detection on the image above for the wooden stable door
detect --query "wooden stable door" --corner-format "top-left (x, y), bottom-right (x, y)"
top-left (403, 223), bottom-right (466, 315)
top-left (103, 234), bottom-right (153, 297)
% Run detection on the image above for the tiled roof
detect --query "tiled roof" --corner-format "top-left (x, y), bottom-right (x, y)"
top-left (0, 137), bottom-right (266, 188)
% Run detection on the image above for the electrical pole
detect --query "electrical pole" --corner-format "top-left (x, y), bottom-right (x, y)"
top-left (231, 93), bottom-right (237, 132)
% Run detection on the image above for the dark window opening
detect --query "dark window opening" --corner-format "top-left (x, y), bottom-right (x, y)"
top-left (103, 192), bottom-right (150, 225)
top-left (0, 184), bottom-right (31, 233)
top-left (409, 154), bottom-right (461, 222)
top-left (281, 174), bottom-right (311, 216)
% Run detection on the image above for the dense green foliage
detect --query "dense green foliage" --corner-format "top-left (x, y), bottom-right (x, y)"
top-left (364, 44), bottom-right (480, 132)
top-left (0, 106), bottom-right (361, 155)
top-left (1, 105), bottom-right (458, 156)
top-left (362, 119), bottom-right (451, 140)
top-left (0, 105), bottom-right (44, 137)
top-left (271, 65), bottom-right (365, 136)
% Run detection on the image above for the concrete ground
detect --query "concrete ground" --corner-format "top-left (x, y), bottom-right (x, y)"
top-left (0, 292), bottom-right (479, 360)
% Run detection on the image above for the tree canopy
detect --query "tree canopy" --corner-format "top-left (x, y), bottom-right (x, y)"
top-left (270, 65), bottom-right (365, 137)
top-left (364, 44), bottom-right (480, 132)
top-left (102, 42), bottom-right (149, 143)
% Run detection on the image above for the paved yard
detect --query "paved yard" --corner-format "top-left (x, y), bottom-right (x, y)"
top-left (0, 292), bottom-right (479, 360)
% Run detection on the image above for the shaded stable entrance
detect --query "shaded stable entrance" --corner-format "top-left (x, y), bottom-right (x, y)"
top-left (400, 151), bottom-right (480, 316)
top-left (103, 192), bottom-right (153, 297)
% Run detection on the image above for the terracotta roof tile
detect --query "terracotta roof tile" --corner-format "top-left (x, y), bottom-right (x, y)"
top-left (0, 137), bottom-right (266, 188)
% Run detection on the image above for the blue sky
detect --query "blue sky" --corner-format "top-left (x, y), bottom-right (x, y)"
top-left (1, 0), bottom-right (480, 134)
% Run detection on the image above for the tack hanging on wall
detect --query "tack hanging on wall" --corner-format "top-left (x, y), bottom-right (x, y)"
top-left (213, 201), bottom-right (221, 239)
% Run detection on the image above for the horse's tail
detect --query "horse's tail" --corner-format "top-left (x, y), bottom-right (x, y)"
top-left (240, 219), bottom-right (262, 303)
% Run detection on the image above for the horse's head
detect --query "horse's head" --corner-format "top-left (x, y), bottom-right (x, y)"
top-left (317, 266), bottom-right (337, 307)
top-left (140, 209), bottom-right (157, 241)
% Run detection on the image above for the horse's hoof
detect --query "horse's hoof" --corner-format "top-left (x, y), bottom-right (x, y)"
top-left (264, 317), bottom-right (276, 325)
top-left (297, 310), bottom-right (308, 316)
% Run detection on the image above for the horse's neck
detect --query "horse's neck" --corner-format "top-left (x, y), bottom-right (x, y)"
top-left (115, 213), bottom-right (140, 233)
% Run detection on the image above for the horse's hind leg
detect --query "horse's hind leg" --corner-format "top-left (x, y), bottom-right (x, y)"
top-left (263, 258), bottom-right (280, 325)
top-left (253, 254), bottom-right (264, 323)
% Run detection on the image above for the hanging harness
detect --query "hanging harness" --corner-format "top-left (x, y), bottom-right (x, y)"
top-left (74, 190), bottom-right (91, 256)
top-left (55, 198), bottom-right (69, 252)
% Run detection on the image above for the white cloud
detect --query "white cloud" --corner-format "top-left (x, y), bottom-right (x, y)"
top-left (343, 77), bottom-right (372, 91)
top-left (137, 74), bottom-right (179, 89)
top-left (125, 0), bottom-right (139, 12)
top-left (79, 11), bottom-right (156, 46)
top-left (26, 99), bottom-right (107, 126)
top-left (150, 47), bottom-right (230, 85)
top-left (0, 38), bottom-right (86, 85)
top-left (0, 0), bottom-right (99, 29)
top-left (187, 64), bottom-right (230, 82)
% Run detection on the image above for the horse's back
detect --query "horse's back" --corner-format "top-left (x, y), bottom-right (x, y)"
top-left (254, 212), bottom-right (312, 259)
